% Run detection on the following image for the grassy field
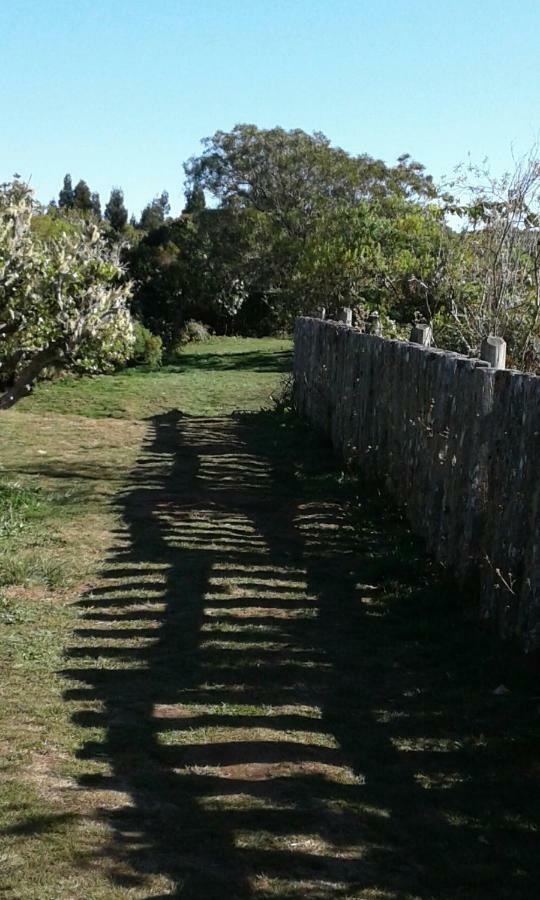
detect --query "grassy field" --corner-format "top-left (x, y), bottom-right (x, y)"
top-left (15, 338), bottom-right (293, 419)
top-left (1, 337), bottom-right (539, 899)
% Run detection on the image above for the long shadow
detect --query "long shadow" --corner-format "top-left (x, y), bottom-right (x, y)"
top-left (62, 409), bottom-right (540, 898)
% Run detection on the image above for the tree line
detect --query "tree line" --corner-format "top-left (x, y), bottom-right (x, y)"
top-left (46, 173), bottom-right (171, 234)
top-left (2, 124), bottom-right (540, 408)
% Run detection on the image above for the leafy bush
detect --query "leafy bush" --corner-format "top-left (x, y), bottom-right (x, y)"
top-left (178, 320), bottom-right (211, 345)
top-left (0, 179), bottom-right (134, 408)
top-left (131, 321), bottom-right (163, 369)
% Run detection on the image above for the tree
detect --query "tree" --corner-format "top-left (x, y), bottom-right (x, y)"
top-left (139, 191), bottom-right (170, 232)
top-left (180, 125), bottom-right (440, 329)
top-left (438, 152), bottom-right (540, 368)
top-left (0, 179), bottom-right (134, 409)
top-left (90, 191), bottom-right (101, 219)
top-left (184, 125), bottom-right (436, 236)
top-left (58, 173), bottom-right (75, 209)
top-left (73, 179), bottom-right (93, 213)
top-left (104, 187), bottom-right (128, 232)
top-left (127, 204), bottom-right (264, 342)
top-left (183, 185), bottom-right (206, 215)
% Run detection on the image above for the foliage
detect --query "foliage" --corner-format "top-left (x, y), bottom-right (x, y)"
top-left (130, 124), bottom-right (443, 341)
top-left (139, 191), bottom-right (170, 231)
top-left (438, 154), bottom-right (540, 368)
top-left (105, 187), bottom-right (128, 232)
top-left (0, 179), bottom-right (134, 408)
top-left (73, 179), bottom-right (93, 213)
top-left (177, 318), bottom-right (211, 345)
top-left (183, 184), bottom-right (206, 214)
top-left (90, 190), bottom-right (101, 218)
top-left (31, 128), bottom-right (540, 373)
top-left (131, 320), bottom-right (163, 368)
top-left (30, 205), bottom-right (81, 241)
top-left (58, 173), bottom-right (75, 209)
top-left (184, 124), bottom-right (437, 229)
top-left (58, 173), bottom-right (101, 219)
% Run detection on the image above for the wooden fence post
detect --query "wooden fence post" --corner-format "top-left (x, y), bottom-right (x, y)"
top-left (367, 310), bottom-right (382, 336)
top-left (410, 323), bottom-right (433, 346)
top-left (338, 307), bottom-right (352, 326)
top-left (480, 335), bottom-right (506, 369)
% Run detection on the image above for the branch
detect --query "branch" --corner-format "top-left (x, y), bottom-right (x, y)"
top-left (0, 343), bottom-right (62, 410)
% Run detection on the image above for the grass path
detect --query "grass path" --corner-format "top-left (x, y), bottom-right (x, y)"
top-left (1, 339), bottom-right (539, 898)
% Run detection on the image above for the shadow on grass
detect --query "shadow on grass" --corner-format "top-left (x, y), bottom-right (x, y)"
top-left (0, 811), bottom-right (78, 837)
top-left (60, 409), bottom-right (539, 898)
top-left (164, 349), bottom-right (293, 375)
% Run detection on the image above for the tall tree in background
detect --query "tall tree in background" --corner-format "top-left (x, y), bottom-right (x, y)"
top-left (105, 188), bottom-right (128, 232)
top-left (58, 173), bottom-right (75, 210)
top-left (139, 191), bottom-right (170, 231)
top-left (90, 191), bottom-right (101, 219)
top-left (182, 124), bottom-right (440, 327)
top-left (73, 179), bottom-right (93, 213)
top-left (183, 184), bottom-right (206, 214)
top-left (184, 125), bottom-right (436, 235)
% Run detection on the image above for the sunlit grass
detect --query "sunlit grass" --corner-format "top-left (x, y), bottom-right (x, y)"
top-left (15, 337), bottom-right (292, 419)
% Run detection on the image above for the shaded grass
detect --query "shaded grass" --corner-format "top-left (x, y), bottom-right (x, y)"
top-left (0, 337), bottom-right (539, 898)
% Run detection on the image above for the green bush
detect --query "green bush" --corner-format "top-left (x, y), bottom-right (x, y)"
top-left (178, 320), bottom-right (211, 345)
top-left (131, 321), bottom-right (163, 369)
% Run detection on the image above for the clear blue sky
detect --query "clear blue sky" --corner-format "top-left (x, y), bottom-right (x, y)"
top-left (1, 0), bottom-right (539, 217)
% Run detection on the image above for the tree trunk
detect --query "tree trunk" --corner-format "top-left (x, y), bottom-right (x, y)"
top-left (0, 345), bottom-right (61, 410)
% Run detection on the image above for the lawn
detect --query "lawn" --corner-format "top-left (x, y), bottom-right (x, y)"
top-left (1, 337), bottom-right (539, 899)
top-left (15, 337), bottom-right (293, 419)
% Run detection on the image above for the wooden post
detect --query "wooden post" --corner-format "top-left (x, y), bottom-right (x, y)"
top-left (338, 307), bottom-right (352, 326)
top-left (481, 335), bottom-right (506, 369)
top-left (367, 310), bottom-right (382, 336)
top-left (410, 323), bottom-right (432, 346)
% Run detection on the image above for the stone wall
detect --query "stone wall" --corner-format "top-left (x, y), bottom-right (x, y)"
top-left (293, 316), bottom-right (540, 652)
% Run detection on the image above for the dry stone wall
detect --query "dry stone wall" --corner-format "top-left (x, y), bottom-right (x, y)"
top-left (294, 316), bottom-right (540, 652)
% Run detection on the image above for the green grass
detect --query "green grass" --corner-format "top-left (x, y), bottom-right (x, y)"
top-left (15, 337), bottom-right (293, 419)
top-left (1, 337), bottom-right (539, 899)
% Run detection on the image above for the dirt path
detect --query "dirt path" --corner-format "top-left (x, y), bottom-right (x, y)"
top-left (62, 410), bottom-right (540, 899)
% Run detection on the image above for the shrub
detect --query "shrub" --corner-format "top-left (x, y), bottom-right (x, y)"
top-left (0, 179), bottom-right (134, 408)
top-left (178, 320), bottom-right (211, 345)
top-left (131, 321), bottom-right (163, 369)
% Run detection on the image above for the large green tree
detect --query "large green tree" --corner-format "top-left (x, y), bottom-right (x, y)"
top-left (129, 124), bottom-right (442, 339)
top-left (184, 125), bottom-right (436, 232)
top-left (181, 125), bottom-right (440, 327)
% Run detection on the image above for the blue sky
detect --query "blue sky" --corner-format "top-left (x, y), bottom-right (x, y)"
top-left (1, 0), bottom-right (539, 216)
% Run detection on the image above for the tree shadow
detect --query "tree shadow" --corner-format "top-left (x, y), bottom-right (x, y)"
top-left (61, 409), bottom-right (540, 898)
top-left (165, 349), bottom-right (293, 374)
